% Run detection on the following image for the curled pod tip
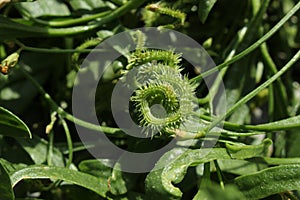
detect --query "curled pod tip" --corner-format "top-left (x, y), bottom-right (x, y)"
top-left (129, 62), bottom-right (198, 137)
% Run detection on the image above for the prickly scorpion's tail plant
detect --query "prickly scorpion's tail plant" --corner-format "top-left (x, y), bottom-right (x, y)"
top-left (122, 31), bottom-right (199, 137)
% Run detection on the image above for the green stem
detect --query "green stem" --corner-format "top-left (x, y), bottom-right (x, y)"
top-left (15, 40), bottom-right (105, 54)
top-left (59, 116), bottom-right (73, 168)
top-left (214, 160), bottom-right (224, 189)
top-left (0, 0), bottom-right (145, 37)
top-left (200, 112), bottom-right (300, 133)
top-left (201, 162), bottom-right (211, 187)
top-left (203, 50), bottom-right (300, 134)
top-left (46, 131), bottom-right (54, 166)
top-left (62, 111), bottom-right (123, 136)
top-left (268, 81), bottom-right (275, 121)
top-left (202, 0), bottom-right (268, 109)
top-left (260, 42), bottom-right (289, 116)
top-left (31, 11), bottom-right (111, 27)
top-left (191, 1), bottom-right (300, 82)
top-left (20, 67), bottom-right (123, 136)
top-left (72, 37), bottom-right (104, 70)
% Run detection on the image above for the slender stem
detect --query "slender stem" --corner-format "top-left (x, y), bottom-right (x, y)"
top-left (268, 81), bottom-right (275, 121)
top-left (200, 0), bottom-right (269, 109)
top-left (191, 1), bottom-right (300, 82)
top-left (72, 37), bottom-right (104, 70)
top-left (214, 160), bottom-right (224, 190)
top-left (31, 11), bottom-right (111, 27)
top-left (260, 42), bottom-right (289, 116)
top-left (15, 40), bottom-right (103, 54)
top-left (1, 0), bottom-right (146, 37)
top-left (203, 50), bottom-right (300, 134)
top-left (201, 162), bottom-right (211, 187)
top-left (20, 67), bottom-right (124, 136)
top-left (170, 127), bottom-right (264, 140)
top-left (62, 111), bottom-right (123, 136)
top-left (200, 112), bottom-right (300, 133)
top-left (59, 116), bottom-right (73, 168)
top-left (46, 131), bottom-right (54, 166)
top-left (197, 96), bottom-right (210, 105)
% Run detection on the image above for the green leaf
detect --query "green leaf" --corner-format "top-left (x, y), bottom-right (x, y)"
top-left (15, 136), bottom-right (65, 166)
top-left (0, 159), bottom-right (27, 175)
top-left (0, 16), bottom-right (45, 42)
top-left (254, 115), bottom-right (300, 131)
top-left (10, 165), bottom-right (109, 197)
top-left (193, 184), bottom-right (245, 200)
top-left (0, 161), bottom-right (14, 200)
top-left (225, 138), bottom-right (272, 159)
top-left (286, 129), bottom-right (300, 157)
top-left (145, 148), bottom-right (227, 199)
top-left (235, 164), bottom-right (300, 199)
top-left (79, 160), bottom-right (138, 196)
top-left (68, 0), bottom-right (111, 11)
top-left (198, 0), bottom-right (218, 23)
top-left (0, 107), bottom-right (31, 138)
top-left (79, 159), bottom-right (112, 178)
top-left (15, 0), bottom-right (71, 18)
top-left (217, 159), bottom-right (266, 175)
top-left (145, 139), bottom-right (271, 199)
top-left (108, 163), bottom-right (138, 196)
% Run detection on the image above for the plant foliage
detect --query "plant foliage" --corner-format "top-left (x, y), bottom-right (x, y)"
top-left (0, 0), bottom-right (300, 199)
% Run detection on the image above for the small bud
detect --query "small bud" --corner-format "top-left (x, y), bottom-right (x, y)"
top-left (45, 124), bottom-right (53, 135)
top-left (0, 65), bottom-right (9, 75)
top-left (146, 4), bottom-right (159, 12)
top-left (45, 111), bottom-right (57, 134)
top-left (0, 50), bottom-right (21, 75)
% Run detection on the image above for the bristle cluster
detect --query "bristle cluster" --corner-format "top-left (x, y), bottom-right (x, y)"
top-left (145, 4), bottom-right (186, 25)
top-left (126, 49), bottom-right (182, 70)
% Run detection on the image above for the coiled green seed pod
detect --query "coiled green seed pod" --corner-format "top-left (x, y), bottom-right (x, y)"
top-left (129, 62), bottom-right (198, 136)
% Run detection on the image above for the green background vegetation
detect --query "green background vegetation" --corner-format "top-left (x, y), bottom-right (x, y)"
top-left (0, 0), bottom-right (300, 199)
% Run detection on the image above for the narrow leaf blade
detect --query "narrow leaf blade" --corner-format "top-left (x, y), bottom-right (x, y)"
top-left (0, 107), bottom-right (31, 138)
top-left (10, 166), bottom-right (109, 197)
top-left (235, 164), bottom-right (300, 199)
top-left (198, 0), bottom-right (218, 23)
top-left (0, 161), bottom-right (14, 200)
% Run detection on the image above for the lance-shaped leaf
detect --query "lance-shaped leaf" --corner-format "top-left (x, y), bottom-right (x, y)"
top-left (0, 161), bottom-right (14, 200)
top-left (198, 0), bottom-right (218, 23)
top-left (0, 107), bottom-right (31, 138)
top-left (235, 164), bottom-right (300, 199)
top-left (10, 165), bottom-right (109, 198)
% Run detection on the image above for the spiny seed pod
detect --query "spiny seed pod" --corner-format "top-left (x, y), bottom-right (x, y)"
top-left (129, 62), bottom-right (198, 136)
top-left (145, 4), bottom-right (186, 25)
top-left (123, 30), bottom-right (198, 137)
top-left (126, 49), bottom-right (182, 70)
